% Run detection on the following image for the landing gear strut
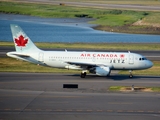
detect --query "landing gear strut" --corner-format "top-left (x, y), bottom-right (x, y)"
top-left (129, 70), bottom-right (133, 78)
top-left (80, 71), bottom-right (86, 78)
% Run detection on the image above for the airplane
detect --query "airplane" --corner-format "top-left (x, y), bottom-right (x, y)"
top-left (7, 24), bottom-right (153, 78)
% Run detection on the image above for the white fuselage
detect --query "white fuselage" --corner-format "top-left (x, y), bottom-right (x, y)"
top-left (8, 50), bottom-right (152, 71)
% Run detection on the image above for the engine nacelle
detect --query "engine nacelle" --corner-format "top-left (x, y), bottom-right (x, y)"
top-left (89, 66), bottom-right (110, 76)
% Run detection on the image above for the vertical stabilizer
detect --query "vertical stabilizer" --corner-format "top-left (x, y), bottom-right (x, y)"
top-left (10, 24), bottom-right (40, 52)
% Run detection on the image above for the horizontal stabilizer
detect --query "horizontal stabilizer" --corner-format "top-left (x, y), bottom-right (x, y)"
top-left (7, 52), bottom-right (30, 57)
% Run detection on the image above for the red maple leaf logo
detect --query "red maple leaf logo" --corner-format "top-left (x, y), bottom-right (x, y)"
top-left (15, 35), bottom-right (28, 47)
top-left (120, 54), bottom-right (125, 58)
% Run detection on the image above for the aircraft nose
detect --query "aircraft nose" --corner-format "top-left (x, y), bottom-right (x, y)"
top-left (147, 60), bottom-right (153, 68)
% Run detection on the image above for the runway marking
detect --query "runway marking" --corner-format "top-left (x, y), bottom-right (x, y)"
top-left (66, 109), bottom-right (73, 112)
top-left (76, 109), bottom-right (83, 112)
top-left (117, 110), bottom-right (123, 112)
top-left (97, 110), bottom-right (103, 112)
top-left (43, 101), bottom-right (69, 104)
top-left (24, 109), bottom-right (31, 111)
top-left (1, 108), bottom-right (160, 114)
top-left (54, 109), bottom-right (63, 112)
top-left (127, 110), bottom-right (134, 112)
top-left (36, 109), bottom-right (42, 111)
top-left (137, 110), bottom-right (144, 112)
top-left (0, 94), bottom-right (86, 99)
top-left (86, 109), bottom-right (93, 112)
top-left (46, 109), bottom-right (52, 111)
top-left (107, 110), bottom-right (113, 112)
top-left (108, 102), bottom-right (132, 105)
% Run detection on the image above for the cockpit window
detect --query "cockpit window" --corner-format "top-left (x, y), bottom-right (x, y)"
top-left (139, 57), bottom-right (147, 60)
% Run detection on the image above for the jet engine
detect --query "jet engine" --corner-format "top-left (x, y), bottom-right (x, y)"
top-left (89, 66), bottom-right (110, 76)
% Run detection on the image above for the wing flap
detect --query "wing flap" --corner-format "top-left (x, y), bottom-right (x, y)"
top-left (66, 61), bottom-right (98, 68)
top-left (65, 61), bottom-right (111, 70)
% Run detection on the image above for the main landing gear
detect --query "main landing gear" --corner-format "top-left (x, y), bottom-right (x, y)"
top-left (129, 70), bottom-right (133, 78)
top-left (80, 71), bottom-right (87, 78)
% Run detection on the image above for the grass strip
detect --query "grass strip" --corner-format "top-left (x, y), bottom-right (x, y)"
top-left (1, 42), bottom-right (160, 51)
top-left (109, 86), bottom-right (160, 92)
top-left (108, 86), bottom-right (122, 91)
top-left (0, 57), bottom-right (159, 76)
top-left (0, 57), bottom-right (79, 73)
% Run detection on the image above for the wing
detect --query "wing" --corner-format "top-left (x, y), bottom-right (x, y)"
top-left (65, 61), bottom-right (112, 77)
top-left (65, 61), bottom-right (104, 69)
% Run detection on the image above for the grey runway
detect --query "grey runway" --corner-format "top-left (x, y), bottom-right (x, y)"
top-left (0, 72), bottom-right (160, 120)
top-left (0, 72), bottom-right (160, 91)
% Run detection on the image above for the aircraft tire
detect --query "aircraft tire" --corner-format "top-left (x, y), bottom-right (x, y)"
top-left (80, 72), bottom-right (86, 78)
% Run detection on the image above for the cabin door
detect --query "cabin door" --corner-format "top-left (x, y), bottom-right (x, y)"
top-left (38, 52), bottom-right (44, 62)
top-left (129, 55), bottom-right (134, 64)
